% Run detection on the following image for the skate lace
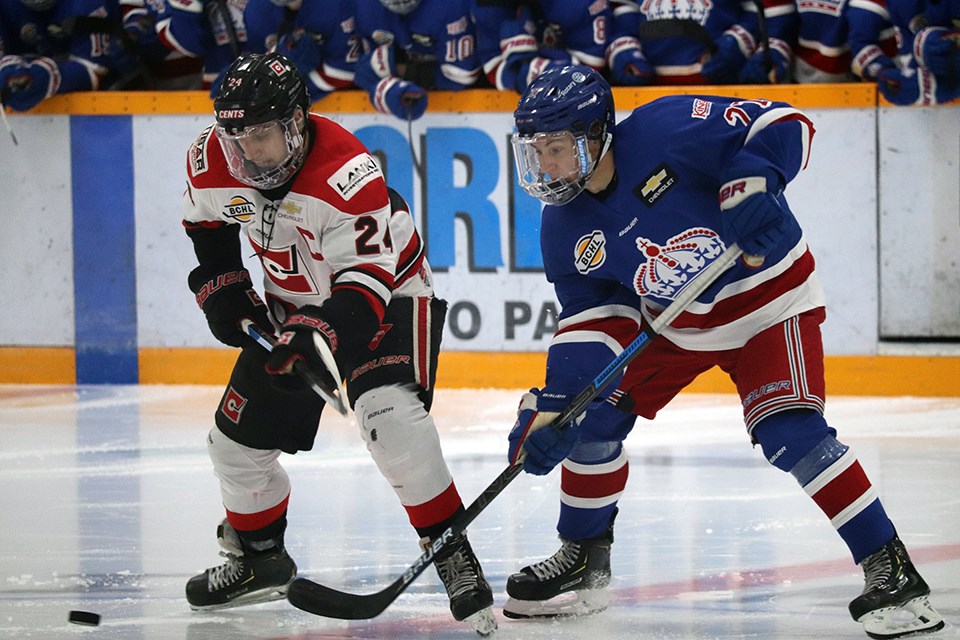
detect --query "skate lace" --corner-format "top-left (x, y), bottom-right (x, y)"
top-left (207, 552), bottom-right (245, 590)
top-left (436, 550), bottom-right (480, 600)
top-left (861, 547), bottom-right (893, 591)
top-left (530, 540), bottom-right (581, 581)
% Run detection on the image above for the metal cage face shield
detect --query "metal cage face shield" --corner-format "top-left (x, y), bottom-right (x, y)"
top-left (511, 130), bottom-right (596, 206)
top-left (216, 114), bottom-right (305, 190)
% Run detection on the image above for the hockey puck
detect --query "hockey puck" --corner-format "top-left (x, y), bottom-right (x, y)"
top-left (68, 610), bottom-right (101, 626)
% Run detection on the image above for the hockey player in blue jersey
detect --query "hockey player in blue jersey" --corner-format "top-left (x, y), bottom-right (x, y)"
top-left (473, 0), bottom-right (612, 94)
top-left (503, 65), bottom-right (944, 639)
top-left (273, 0), bottom-right (359, 103)
top-left (353, 0), bottom-right (479, 121)
top-left (0, 0), bottom-right (140, 111)
top-left (877, 0), bottom-right (960, 105)
top-left (155, 0), bottom-right (294, 95)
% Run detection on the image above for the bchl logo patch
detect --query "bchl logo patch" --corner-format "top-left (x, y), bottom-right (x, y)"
top-left (633, 229), bottom-right (724, 298)
top-left (223, 195), bottom-right (256, 221)
top-left (329, 153), bottom-right (381, 200)
top-left (635, 163), bottom-right (678, 207)
top-left (574, 230), bottom-right (606, 274)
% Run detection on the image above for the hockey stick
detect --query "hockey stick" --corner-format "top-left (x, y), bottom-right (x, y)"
top-left (241, 320), bottom-right (349, 416)
top-left (0, 94), bottom-right (17, 146)
top-left (286, 242), bottom-right (746, 620)
top-left (753, 0), bottom-right (775, 80)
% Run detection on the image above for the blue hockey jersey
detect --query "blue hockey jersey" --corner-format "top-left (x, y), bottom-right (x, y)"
top-left (539, 95), bottom-right (824, 399)
top-left (475, 0), bottom-right (611, 92)
top-left (0, 0), bottom-right (138, 92)
top-left (355, 0), bottom-right (478, 91)
top-left (612, 0), bottom-right (798, 84)
top-left (278, 0), bottom-right (359, 102)
top-left (155, 0), bottom-right (288, 87)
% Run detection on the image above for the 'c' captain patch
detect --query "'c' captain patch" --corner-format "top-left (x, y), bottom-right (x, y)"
top-left (635, 163), bottom-right (678, 207)
top-left (574, 230), bottom-right (606, 274)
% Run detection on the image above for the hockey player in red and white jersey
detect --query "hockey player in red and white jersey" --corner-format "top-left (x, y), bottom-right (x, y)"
top-left (180, 52), bottom-right (496, 635)
top-left (794, 0), bottom-right (899, 83)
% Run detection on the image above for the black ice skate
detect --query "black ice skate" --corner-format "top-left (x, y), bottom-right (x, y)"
top-left (849, 535), bottom-right (944, 639)
top-left (186, 519), bottom-right (296, 611)
top-left (428, 531), bottom-right (497, 636)
top-left (503, 526), bottom-right (613, 619)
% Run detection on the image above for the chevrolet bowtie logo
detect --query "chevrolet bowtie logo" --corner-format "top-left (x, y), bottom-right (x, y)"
top-left (635, 163), bottom-right (678, 207)
top-left (642, 169), bottom-right (668, 196)
top-left (279, 202), bottom-right (301, 215)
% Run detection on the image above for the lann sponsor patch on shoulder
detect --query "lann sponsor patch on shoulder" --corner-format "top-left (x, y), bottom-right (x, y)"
top-left (329, 153), bottom-right (381, 200)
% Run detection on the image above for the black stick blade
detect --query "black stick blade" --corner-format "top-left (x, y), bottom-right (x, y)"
top-left (287, 577), bottom-right (400, 620)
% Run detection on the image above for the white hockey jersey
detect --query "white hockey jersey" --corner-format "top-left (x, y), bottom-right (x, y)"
top-left (182, 113), bottom-right (431, 325)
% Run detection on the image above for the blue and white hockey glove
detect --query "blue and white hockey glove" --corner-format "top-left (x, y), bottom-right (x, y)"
top-left (369, 77), bottom-right (428, 120)
top-left (607, 39), bottom-right (654, 86)
top-left (0, 56), bottom-right (59, 112)
top-left (739, 46), bottom-right (790, 84)
top-left (265, 305), bottom-right (341, 391)
top-left (508, 388), bottom-right (582, 475)
top-left (719, 168), bottom-right (796, 259)
top-left (915, 27), bottom-right (960, 80)
top-left (877, 66), bottom-right (960, 106)
top-left (701, 34), bottom-right (749, 84)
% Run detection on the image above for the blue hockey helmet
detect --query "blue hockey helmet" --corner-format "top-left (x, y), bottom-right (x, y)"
top-left (512, 66), bottom-right (616, 205)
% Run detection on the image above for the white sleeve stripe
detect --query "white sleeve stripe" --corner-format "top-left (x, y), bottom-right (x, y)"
top-left (440, 63), bottom-right (480, 85)
top-left (743, 106), bottom-right (814, 169)
top-left (322, 63), bottom-right (354, 82)
top-left (156, 18), bottom-right (197, 56)
top-left (309, 70), bottom-right (337, 93)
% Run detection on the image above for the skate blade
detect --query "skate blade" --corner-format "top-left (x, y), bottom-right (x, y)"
top-left (188, 585), bottom-right (290, 612)
top-left (502, 588), bottom-right (609, 619)
top-left (464, 606), bottom-right (498, 636)
top-left (858, 595), bottom-right (946, 639)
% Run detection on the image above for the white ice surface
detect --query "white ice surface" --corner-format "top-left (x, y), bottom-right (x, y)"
top-left (0, 385), bottom-right (958, 639)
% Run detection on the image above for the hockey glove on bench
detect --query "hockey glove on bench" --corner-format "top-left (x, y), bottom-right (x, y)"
top-left (189, 267), bottom-right (272, 348)
top-left (508, 388), bottom-right (583, 475)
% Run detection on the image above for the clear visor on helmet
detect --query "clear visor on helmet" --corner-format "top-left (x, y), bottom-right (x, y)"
top-left (378, 0), bottom-right (421, 14)
top-left (511, 130), bottom-right (597, 206)
top-left (20, 0), bottom-right (56, 10)
top-left (216, 114), bottom-right (305, 190)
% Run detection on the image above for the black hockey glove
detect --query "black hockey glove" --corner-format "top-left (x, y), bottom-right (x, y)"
top-left (188, 267), bottom-right (272, 348)
top-left (264, 305), bottom-right (342, 392)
